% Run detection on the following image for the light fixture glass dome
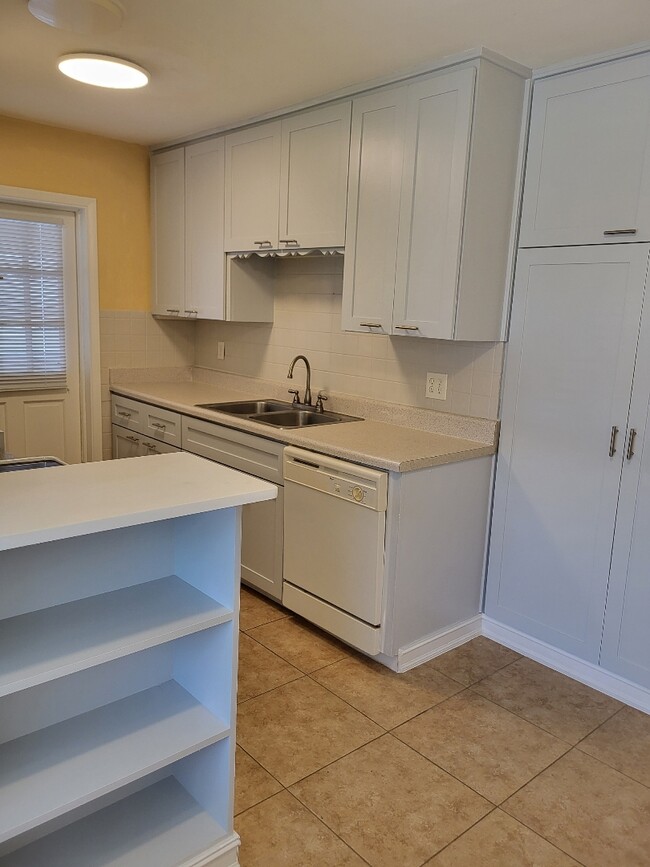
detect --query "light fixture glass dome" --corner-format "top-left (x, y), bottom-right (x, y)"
top-left (58, 53), bottom-right (149, 89)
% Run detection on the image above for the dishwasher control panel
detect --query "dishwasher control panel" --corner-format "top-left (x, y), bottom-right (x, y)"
top-left (284, 446), bottom-right (388, 512)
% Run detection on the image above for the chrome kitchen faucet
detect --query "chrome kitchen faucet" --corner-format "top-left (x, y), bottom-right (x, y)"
top-left (287, 355), bottom-right (312, 406)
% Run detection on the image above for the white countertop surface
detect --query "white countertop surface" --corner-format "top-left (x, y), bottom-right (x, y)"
top-left (110, 380), bottom-right (496, 473)
top-left (0, 451), bottom-right (276, 551)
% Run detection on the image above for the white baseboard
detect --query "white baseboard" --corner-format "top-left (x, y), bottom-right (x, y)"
top-left (182, 833), bottom-right (240, 867)
top-left (482, 616), bottom-right (650, 715)
top-left (379, 615), bottom-right (483, 673)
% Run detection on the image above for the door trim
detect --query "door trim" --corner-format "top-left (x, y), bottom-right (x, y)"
top-left (0, 185), bottom-right (101, 462)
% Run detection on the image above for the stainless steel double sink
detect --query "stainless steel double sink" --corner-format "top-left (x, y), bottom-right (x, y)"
top-left (195, 399), bottom-right (361, 429)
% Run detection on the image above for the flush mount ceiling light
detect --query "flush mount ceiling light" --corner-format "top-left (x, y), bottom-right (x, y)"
top-left (58, 53), bottom-right (149, 89)
top-left (28, 0), bottom-right (124, 34)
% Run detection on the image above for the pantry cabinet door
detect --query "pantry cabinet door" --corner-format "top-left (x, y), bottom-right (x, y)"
top-left (341, 87), bottom-right (407, 334)
top-left (485, 245), bottom-right (649, 662)
top-left (392, 67), bottom-right (475, 339)
top-left (224, 121), bottom-right (281, 252)
top-left (601, 262), bottom-right (650, 686)
top-left (279, 103), bottom-right (351, 249)
top-left (151, 149), bottom-right (185, 316)
top-left (520, 54), bottom-right (650, 247)
top-left (185, 138), bottom-right (226, 319)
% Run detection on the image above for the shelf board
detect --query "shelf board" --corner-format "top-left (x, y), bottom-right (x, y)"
top-left (0, 777), bottom-right (230, 867)
top-left (0, 681), bottom-right (228, 844)
top-left (0, 576), bottom-right (232, 697)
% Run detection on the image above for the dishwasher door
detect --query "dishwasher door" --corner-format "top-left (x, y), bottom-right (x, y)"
top-left (283, 447), bottom-right (388, 627)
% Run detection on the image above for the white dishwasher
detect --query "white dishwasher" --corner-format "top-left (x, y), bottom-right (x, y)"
top-left (282, 446), bottom-right (388, 655)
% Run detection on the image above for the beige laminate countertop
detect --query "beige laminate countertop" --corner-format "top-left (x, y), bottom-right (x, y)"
top-left (110, 380), bottom-right (496, 473)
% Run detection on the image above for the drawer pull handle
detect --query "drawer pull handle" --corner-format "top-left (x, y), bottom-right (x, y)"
top-left (394, 325), bottom-right (419, 331)
top-left (627, 428), bottom-right (637, 461)
top-left (118, 411), bottom-right (131, 418)
top-left (126, 435), bottom-right (139, 444)
top-left (603, 229), bottom-right (637, 236)
top-left (151, 422), bottom-right (166, 430)
top-left (609, 425), bottom-right (619, 457)
top-left (166, 308), bottom-right (180, 314)
top-left (360, 322), bottom-right (381, 329)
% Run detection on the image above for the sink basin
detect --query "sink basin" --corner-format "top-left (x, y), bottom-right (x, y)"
top-left (196, 400), bottom-right (292, 415)
top-left (195, 399), bottom-right (362, 428)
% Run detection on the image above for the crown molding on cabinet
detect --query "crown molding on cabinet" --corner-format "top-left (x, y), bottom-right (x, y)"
top-left (533, 38), bottom-right (650, 79)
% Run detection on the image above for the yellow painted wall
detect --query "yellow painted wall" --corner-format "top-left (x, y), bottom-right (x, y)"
top-left (0, 115), bottom-right (150, 311)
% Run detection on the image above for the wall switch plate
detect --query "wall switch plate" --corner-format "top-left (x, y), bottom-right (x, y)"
top-left (217, 342), bottom-right (225, 360)
top-left (426, 372), bottom-right (448, 400)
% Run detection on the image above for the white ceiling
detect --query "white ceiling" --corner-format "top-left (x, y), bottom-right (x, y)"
top-left (2, 0), bottom-right (650, 146)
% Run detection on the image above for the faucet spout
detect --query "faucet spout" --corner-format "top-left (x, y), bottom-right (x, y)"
top-left (287, 355), bottom-right (312, 406)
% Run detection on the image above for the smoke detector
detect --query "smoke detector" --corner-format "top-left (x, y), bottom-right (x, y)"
top-left (28, 0), bottom-right (124, 34)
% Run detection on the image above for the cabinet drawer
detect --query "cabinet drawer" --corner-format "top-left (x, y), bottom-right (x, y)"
top-left (142, 404), bottom-right (182, 447)
top-left (111, 395), bottom-right (146, 433)
top-left (182, 416), bottom-right (284, 484)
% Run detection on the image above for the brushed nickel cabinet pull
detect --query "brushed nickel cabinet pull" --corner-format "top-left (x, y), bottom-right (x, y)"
top-left (254, 240), bottom-right (273, 247)
top-left (279, 239), bottom-right (299, 246)
top-left (126, 435), bottom-right (139, 444)
top-left (609, 425), bottom-right (619, 457)
top-left (603, 229), bottom-right (638, 236)
top-left (360, 322), bottom-right (381, 328)
top-left (118, 410), bottom-right (131, 419)
top-left (394, 325), bottom-right (419, 331)
top-left (627, 428), bottom-right (637, 461)
top-left (166, 308), bottom-right (180, 314)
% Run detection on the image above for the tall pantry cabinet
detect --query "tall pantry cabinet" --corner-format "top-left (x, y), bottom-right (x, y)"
top-left (486, 51), bottom-right (650, 692)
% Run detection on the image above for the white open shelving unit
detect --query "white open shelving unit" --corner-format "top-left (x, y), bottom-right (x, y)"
top-left (0, 453), bottom-right (276, 867)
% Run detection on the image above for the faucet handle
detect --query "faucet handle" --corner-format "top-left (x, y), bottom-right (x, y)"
top-left (315, 391), bottom-right (328, 412)
top-left (288, 388), bottom-right (300, 405)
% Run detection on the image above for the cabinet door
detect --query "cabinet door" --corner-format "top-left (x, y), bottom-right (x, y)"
top-left (241, 486), bottom-right (284, 601)
top-left (520, 54), bottom-right (650, 247)
top-left (393, 67), bottom-right (475, 339)
top-left (485, 245), bottom-right (649, 661)
top-left (185, 139), bottom-right (225, 320)
top-left (601, 264), bottom-right (650, 685)
top-left (151, 149), bottom-right (185, 316)
top-left (341, 87), bottom-right (407, 335)
top-left (224, 121), bottom-right (281, 251)
top-left (111, 425), bottom-right (142, 459)
top-left (278, 103), bottom-right (351, 249)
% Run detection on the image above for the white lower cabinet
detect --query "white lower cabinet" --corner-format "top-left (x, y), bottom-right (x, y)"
top-left (487, 244), bottom-right (650, 682)
top-left (0, 460), bottom-right (250, 865)
top-left (112, 425), bottom-right (180, 458)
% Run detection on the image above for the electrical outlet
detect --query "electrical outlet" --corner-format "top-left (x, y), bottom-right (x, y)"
top-left (217, 342), bottom-right (225, 360)
top-left (425, 372), bottom-right (447, 400)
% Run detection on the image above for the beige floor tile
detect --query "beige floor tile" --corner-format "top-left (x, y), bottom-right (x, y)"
top-left (312, 653), bottom-right (463, 729)
top-left (472, 657), bottom-right (621, 743)
top-left (503, 749), bottom-right (650, 866)
top-left (239, 586), bottom-right (289, 632)
top-left (291, 734), bottom-right (491, 867)
top-left (395, 691), bottom-right (569, 803)
top-left (237, 677), bottom-right (383, 786)
top-left (578, 705), bottom-right (650, 787)
top-left (237, 791), bottom-right (366, 867)
top-left (237, 633), bottom-right (302, 702)
top-left (248, 616), bottom-right (349, 673)
top-left (234, 746), bottom-right (283, 815)
top-left (428, 637), bottom-right (521, 686)
top-left (426, 809), bottom-right (580, 866)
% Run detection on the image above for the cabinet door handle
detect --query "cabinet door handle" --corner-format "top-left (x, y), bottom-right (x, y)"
top-left (360, 322), bottom-right (382, 329)
top-left (626, 428), bottom-right (637, 461)
top-left (126, 435), bottom-right (139, 444)
top-left (609, 425), bottom-right (619, 457)
top-left (117, 410), bottom-right (131, 418)
top-left (184, 309), bottom-right (198, 316)
top-left (254, 240), bottom-right (273, 247)
top-left (151, 422), bottom-right (166, 430)
top-left (394, 325), bottom-right (419, 331)
top-left (279, 239), bottom-right (299, 246)
top-left (603, 229), bottom-right (637, 236)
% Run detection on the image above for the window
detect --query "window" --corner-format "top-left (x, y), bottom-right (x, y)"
top-left (0, 212), bottom-right (67, 391)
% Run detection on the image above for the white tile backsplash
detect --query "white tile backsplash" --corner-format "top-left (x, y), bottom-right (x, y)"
top-left (194, 257), bottom-right (504, 418)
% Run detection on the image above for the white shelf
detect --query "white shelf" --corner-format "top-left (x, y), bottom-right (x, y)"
top-left (0, 576), bottom-right (231, 697)
top-left (0, 681), bottom-right (228, 844)
top-left (0, 777), bottom-right (229, 867)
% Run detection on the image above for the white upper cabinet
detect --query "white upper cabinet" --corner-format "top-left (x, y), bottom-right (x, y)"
top-left (151, 148), bottom-right (185, 316)
top-left (278, 103), bottom-right (351, 250)
top-left (224, 121), bottom-right (282, 252)
top-left (151, 139), bottom-right (225, 319)
top-left (225, 105), bottom-right (351, 253)
top-left (520, 54), bottom-right (650, 247)
top-left (342, 59), bottom-right (526, 340)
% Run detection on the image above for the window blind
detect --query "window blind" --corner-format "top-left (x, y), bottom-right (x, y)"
top-left (0, 216), bottom-right (67, 391)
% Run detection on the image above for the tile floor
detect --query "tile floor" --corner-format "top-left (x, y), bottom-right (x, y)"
top-left (234, 586), bottom-right (650, 866)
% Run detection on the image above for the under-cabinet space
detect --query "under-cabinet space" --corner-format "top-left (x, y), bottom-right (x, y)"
top-left (520, 53), bottom-right (650, 248)
top-left (342, 58), bottom-right (526, 340)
